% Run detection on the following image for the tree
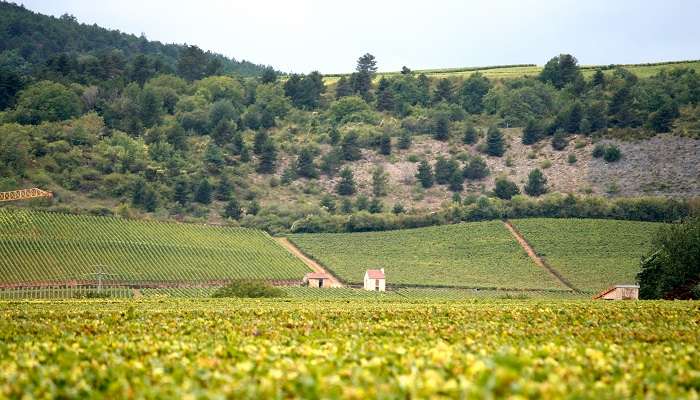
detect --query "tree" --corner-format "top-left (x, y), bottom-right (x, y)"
top-left (459, 73), bottom-right (491, 113)
top-left (637, 218), bottom-right (700, 299)
top-left (398, 130), bottom-right (412, 149)
top-left (592, 69), bottom-right (605, 87)
top-left (647, 99), bottom-right (679, 133)
top-left (336, 167), bottom-right (356, 196)
top-left (195, 179), bottom-right (213, 204)
top-left (173, 179), bottom-right (189, 206)
top-left (253, 130), bottom-right (269, 155)
top-left (485, 126), bottom-right (505, 157)
top-left (13, 80), bottom-right (82, 124)
top-left (340, 198), bottom-right (354, 213)
top-left (603, 145), bottom-right (621, 162)
top-left (522, 119), bottom-right (542, 145)
top-left (564, 102), bottom-right (583, 133)
top-left (177, 45), bottom-right (207, 81)
top-left (341, 131), bottom-right (362, 161)
top-left (320, 195), bottom-right (336, 213)
top-left (260, 67), bottom-right (277, 84)
top-left (212, 120), bottom-right (234, 146)
top-left (0, 67), bottom-right (24, 110)
top-left (551, 130), bottom-right (568, 151)
top-left (392, 202), bottom-right (406, 214)
top-left (372, 166), bottom-right (388, 197)
top-left (355, 195), bottom-right (369, 211)
top-left (284, 72), bottom-right (325, 109)
top-left (416, 160), bottom-right (434, 188)
top-left (448, 170), bottom-right (463, 192)
top-left (539, 54), bottom-right (583, 89)
top-left (257, 139), bottom-right (277, 174)
top-left (217, 174), bottom-right (233, 201)
top-left (368, 198), bottom-right (383, 213)
top-left (463, 125), bottom-right (478, 145)
top-left (463, 156), bottom-right (489, 180)
top-left (524, 169), bottom-right (548, 196)
top-left (223, 198), bottom-right (243, 220)
top-left (494, 177), bottom-right (520, 199)
top-left (432, 78), bottom-right (453, 104)
top-left (352, 53), bottom-right (377, 100)
top-left (434, 157), bottom-right (459, 185)
top-left (433, 114), bottom-right (450, 141)
top-left (335, 76), bottom-right (353, 99)
top-left (379, 132), bottom-right (392, 155)
top-left (204, 143), bottom-right (225, 168)
top-left (295, 147), bottom-right (318, 179)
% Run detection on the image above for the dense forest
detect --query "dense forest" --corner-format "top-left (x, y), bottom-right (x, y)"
top-left (0, 3), bottom-right (698, 233)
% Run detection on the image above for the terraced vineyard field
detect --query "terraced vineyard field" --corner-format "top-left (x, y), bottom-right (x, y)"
top-left (510, 218), bottom-right (662, 293)
top-left (0, 209), bottom-right (309, 283)
top-left (289, 221), bottom-right (566, 290)
top-left (0, 299), bottom-right (697, 398)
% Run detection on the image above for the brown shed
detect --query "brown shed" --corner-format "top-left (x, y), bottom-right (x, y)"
top-left (593, 285), bottom-right (640, 300)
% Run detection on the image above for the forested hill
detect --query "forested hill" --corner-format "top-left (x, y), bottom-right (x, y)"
top-left (0, 1), bottom-right (269, 79)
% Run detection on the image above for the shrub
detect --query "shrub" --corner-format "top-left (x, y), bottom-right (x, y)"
top-left (592, 144), bottom-right (606, 158)
top-left (463, 125), bottom-right (478, 145)
top-left (603, 145), bottom-right (621, 162)
top-left (212, 280), bottom-right (285, 298)
top-left (494, 178), bottom-right (520, 200)
top-left (463, 156), bottom-right (489, 180)
top-left (567, 153), bottom-right (577, 164)
top-left (485, 126), bottom-right (505, 157)
top-left (551, 130), bottom-right (568, 150)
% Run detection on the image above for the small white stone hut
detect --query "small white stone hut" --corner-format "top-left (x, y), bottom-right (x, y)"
top-left (303, 272), bottom-right (332, 288)
top-left (593, 285), bottom-right (639, 300)
top-left (363, 269), bottom-right (386, 292)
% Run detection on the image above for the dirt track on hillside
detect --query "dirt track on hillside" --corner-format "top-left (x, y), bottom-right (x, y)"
top-left (275, 238), bottom-right (344, 287)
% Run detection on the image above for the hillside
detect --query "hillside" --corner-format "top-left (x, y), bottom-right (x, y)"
top-left (0, 209), bottom-right (309, 284)
top-left (0, 1), bottom-right (268, 77)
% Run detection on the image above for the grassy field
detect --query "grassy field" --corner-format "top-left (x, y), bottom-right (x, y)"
top-left (289, 221), bottom-right (566, 290)
top-left (0, 299), bottom-right (697, 398)
top-left (510, 218), bottom-right (662, 293)
top-left (323, 60), bottom-right (700, 84)
top-left (0, 209), bottom-right (309, 283)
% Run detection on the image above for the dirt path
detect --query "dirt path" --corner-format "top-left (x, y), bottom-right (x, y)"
top-left (503, 220), bottom-right (579, 292)
top-left (275, 237), bottom-right (344, 287)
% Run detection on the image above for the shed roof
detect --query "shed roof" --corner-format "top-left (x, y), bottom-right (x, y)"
top-left (366, 269), bottom-right (385, 280)
top-left (593, 284), bottom-right (639, 299)
top-left (305, 272), bottom-right (330, 280)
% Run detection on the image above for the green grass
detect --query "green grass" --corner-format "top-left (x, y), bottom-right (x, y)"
top-left (289, 221), bottom-right (566, 290)
top-left (510, 218), bottom-right (662, 293)
top-left (0, 209), bottom-right (309, 283)
top-left (323, 60), bottom-right (700, 84)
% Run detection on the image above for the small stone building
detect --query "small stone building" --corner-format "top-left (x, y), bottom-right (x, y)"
top-left (364, 269), bottom-right (386, 291)
top-left (303, 272), bottom-right (333, 288)
top-left (593, 285), bottom-right (640, 300)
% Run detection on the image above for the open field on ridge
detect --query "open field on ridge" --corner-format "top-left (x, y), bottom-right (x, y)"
top-left (0, 299), bottom-right (697, 398)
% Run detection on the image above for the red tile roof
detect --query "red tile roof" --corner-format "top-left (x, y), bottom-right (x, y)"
top-left (305, 272), bottom-right (330, 280)
top-left (366, 269), bottom-right (385, 279)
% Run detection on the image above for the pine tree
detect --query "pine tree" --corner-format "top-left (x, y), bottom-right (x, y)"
top-left (494, 177), bottom-right (520, 200)
top-left (195, 179), bottom-right (212, 204)
top-left (448, 170), bottom-right (463, 192)
top-left (335, 167), bottom-right (356, 196)
top-left (340, 198), bottom-right (354, 214)
top-left (223, 198), bottom-right (242, 220)
top-left (398, 130), bottom-right (412, 149)
top-left (485, 126), bottom-right (505, 157)
top-left (173, 179), bottom-right (189, 206)
top-left (416, 160), bottom-right (434, 188)
top-left (432, 78), bottom-right (454, 104)
top-left (319, 195), bottom-right (336, 213)
top-left (335, 76), bottom-right (353, 99)
top-left (379, 133), bottom-right (392, 155)
top-left (212, 119), bottom-right (234, 146)
top-left (522, 119), bottom-right (542, 145)
top-left (433, 114), bottom-right (450, 141)
top-left (216, 174), bottom-right (232, 201)
top-left (463, 125), bottom-right (478, 145)
top-left (295, 147), bottom-right (318, 179)
top-left (257, 139), bottom-right (277, 174)
top-left (434, 157), bottom-right (458, 185)
top-left (253, 130), bottom-right (268, 155)
top-left (341, 131), bottom-right (361, 161)
top-left (524, 169), bottom-right (548, 197)
top-left (368, 198), bottom-right (383, 213)
top-left (463, 156), bottom-right (489, 180)
top-left (372, 166), bottom-right (388, 197)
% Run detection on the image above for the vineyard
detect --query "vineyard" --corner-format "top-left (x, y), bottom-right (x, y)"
top-left (289, 221), bottom-right (567, 290)
top-left (510, 219), bottom-right (662, 292)
top-left (0, 209), bottom-right (309, 284)
top-left (0, 299), bottom-right (697, 398)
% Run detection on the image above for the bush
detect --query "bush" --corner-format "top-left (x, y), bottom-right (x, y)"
top-left (524, 169), bottom-right (548, 197)
top-left (494, 178), bottom-right (520, 200)
top-left (603, 145), bottom-right (621, 162)
top-left (212, 280), bottom-right (285, 298)
top-left (551, 130), bottom-right (568, 150)
top-left (637, 218), bottom-right (700, 299)
top-left (567, 153), bottom-right (577, 164)
top-left (592, 144), bottom-right (606, 158)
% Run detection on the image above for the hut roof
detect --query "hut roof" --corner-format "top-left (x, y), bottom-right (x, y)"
top-left (593, 284), bottom-right (639, 299)
top-left (305, 272), bottom-right (330, 280)
top-left (366, 269), bottom-right (385, 280)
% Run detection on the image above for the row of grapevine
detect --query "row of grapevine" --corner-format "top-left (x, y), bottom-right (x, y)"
top-left (0, 209), bottom-right (310, 284)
